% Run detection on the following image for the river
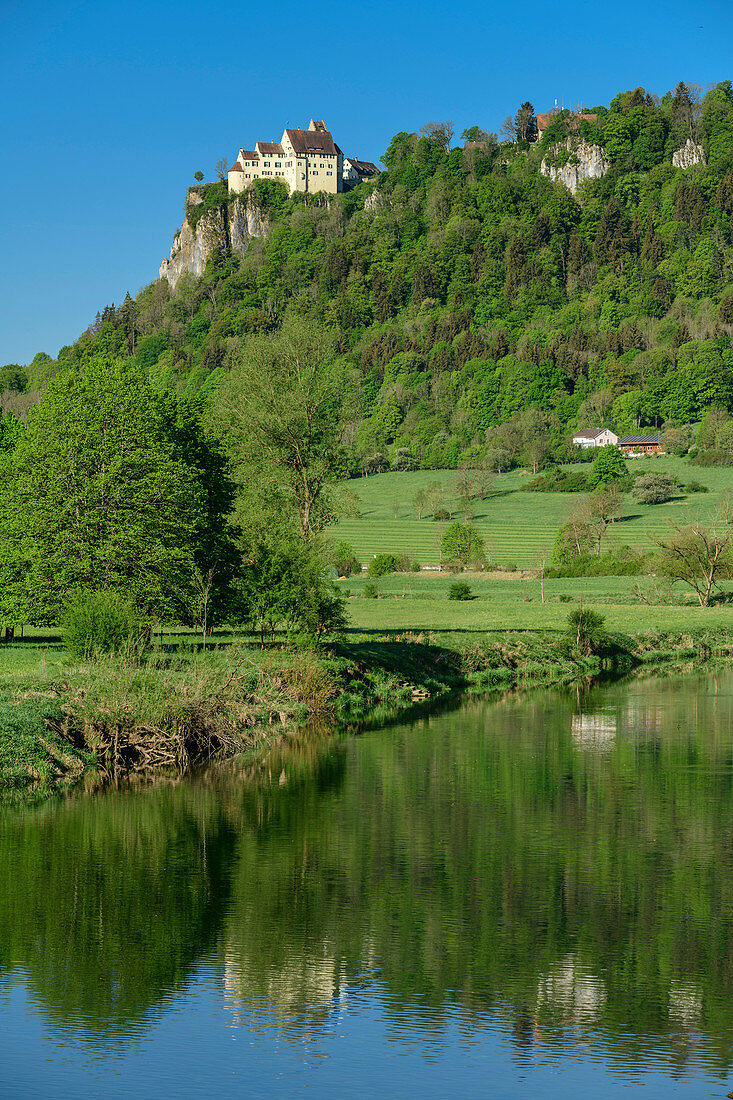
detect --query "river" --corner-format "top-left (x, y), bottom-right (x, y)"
top-left (2, 669), bottom-right (733, 1097)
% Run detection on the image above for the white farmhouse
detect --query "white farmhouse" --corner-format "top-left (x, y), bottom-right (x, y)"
top-left (227, 119), bottom-right (379, 196)
top-left (572, 428), bottom-right (618, 449)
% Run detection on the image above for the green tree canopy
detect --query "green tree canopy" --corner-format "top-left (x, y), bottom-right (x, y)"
top-left (209, 316), bottom-right (342, 540)
top-left (588, 445), bottom-right (629, 487)
top-left (440, 521), bottom-right (485, 566)
top-left (0, 359), bottom-right (235, 625)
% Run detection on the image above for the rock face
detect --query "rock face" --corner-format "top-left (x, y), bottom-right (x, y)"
top-left (363, 187), bottom-right (383, 214)
top-left (159, 192), bottom-right (270, 290)
top-left (672, 138), bottom-right (706, 170)
top-left (541, 139), bottom-right (610, 195)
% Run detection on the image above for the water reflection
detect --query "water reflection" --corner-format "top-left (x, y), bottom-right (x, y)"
top-left (2, 671), bottom-right (733, 1092)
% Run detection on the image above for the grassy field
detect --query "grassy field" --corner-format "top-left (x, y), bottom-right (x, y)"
top-left (336, 570), bottom-right (733, 634)
top-left (334, 458), bottom-right (733, 568)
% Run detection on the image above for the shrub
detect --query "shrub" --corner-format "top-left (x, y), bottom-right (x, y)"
top-left (685, 479), bottom-right (709, 493)
top-left (368, 553), bottom-right (397, 577)
top-left (366, 552), bottom-right (412, 577)
top-left (523, 469), bottom-right (590, 493)
top-left (333, 540), bottom-right (361, 577)
top-left (62, 590), bottom-right (143, 660)
top-left (434, 508), bottom-right (450, 521)
top-left (565, 607), bottom-right (607, 656)
top-left (363, 582), bottom-right (379, 599)
top-left (503, 562), bottom-right (517, 573)
top-left (546, 550), bottom-right (647, 578)
top-left (632, 472), bottom-right (677, 504)
top-left (448, 581), bottom-right (473, 601)
top-left (411, 561), bottom-right (421, 572)
top-left (367, 553), bottom-right (396, 577)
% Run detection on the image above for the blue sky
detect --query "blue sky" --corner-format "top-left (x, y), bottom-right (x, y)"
top-left (1, 0), bottom-right (732, 365)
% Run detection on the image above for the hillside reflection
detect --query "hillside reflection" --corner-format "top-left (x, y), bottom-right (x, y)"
top-left (2, 672), bottom-right (733, 1079)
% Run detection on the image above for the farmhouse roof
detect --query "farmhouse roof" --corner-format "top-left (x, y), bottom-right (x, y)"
top-left (572, 428), bottom-right (607, 439)
top-left (618, 434), bottom-right (661, 444)
top-left (285, 127), bottom-right (338, 155)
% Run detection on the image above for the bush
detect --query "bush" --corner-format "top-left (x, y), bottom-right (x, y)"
top-left (565, 606), bottom-right (607, 656)
top-left (685, 479), bottom-right (709, 493)
top-left (62, 590), bottom-right (143, 660)
top-left (333, 540), bottom-right (361, 577)
top-left (546, 550), bottom-right (647, 578)
top-left (367, 552), bottom-right (411, 577)
top-left (434, 508), bottom-right (450, 522)
top-left (363, 582), bottom-right (379, 599)
top-left (367, 553), bottom-right (397, 577)
top-left (632, 472), bottom-right (677, 504)
top-left (448, 581), bottom-right (473, 601)
top-left (523, 469), bottom-right (590, 493)
top-left (411, 561), bottom-right (421, 572)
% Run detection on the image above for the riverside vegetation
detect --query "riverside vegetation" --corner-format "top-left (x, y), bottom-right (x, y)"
top-left (5, 82), bottom-right (733, 799)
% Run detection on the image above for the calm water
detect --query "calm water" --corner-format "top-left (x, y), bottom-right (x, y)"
top-left (2, 670), bottom-right (733, 1098)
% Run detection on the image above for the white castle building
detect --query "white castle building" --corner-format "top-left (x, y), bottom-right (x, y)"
top-left (227, 118), bottom-right (378, 196)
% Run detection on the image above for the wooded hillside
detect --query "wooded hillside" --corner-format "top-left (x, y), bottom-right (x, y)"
top-left (7, 80), bottom-right (733, 473)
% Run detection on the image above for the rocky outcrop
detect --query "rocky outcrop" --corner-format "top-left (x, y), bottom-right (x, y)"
top-left (363, 187), bottom-right (383, 214)
top-left (229, 196), bottom-right (269, 255)
top-left (541, 139), bottom-right (610, 196)
top-left (672, 138), bottom-right (706, 170)
top-left (159, 192), bottom-right (270, 290)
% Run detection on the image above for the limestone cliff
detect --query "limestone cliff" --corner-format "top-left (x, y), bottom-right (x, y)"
top-left (159, 192), bottom-right (270, 290)
top-left (540, 139), bottom-right (610, 196)
top-left (672, 138), bottom-right (706, 170)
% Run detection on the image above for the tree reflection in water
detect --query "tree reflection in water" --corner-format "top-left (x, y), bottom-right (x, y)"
top-left (1, 671), bottom-right (732, 1082)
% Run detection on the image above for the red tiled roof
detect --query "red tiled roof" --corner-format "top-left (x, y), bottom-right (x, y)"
top-left (229, 162), bottom-right (244, 172)
top-left (285, 128), bottom-right (337, 156)
top-left (537, 111), bottom-right (598, 133)
top-left (256, 141), bottom-right (284, 155)
top-left (239, 150), bottom-right (258, 160)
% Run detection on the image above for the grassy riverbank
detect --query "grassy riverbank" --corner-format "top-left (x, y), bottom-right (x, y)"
top-left (4, 622), bottom-right (733, 805)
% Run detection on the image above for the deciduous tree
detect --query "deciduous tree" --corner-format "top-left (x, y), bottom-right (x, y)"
top-left (210, 317), bottom-right (342, 540)
top-left (0, 361), bottom-right (234, 626)
top-left (655, 519), bottom-right (733, 606)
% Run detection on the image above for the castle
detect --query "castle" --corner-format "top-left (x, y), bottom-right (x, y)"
top-left (227, 118), bottom-right (379, 196)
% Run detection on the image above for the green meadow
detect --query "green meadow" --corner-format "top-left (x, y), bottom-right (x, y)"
top-left (334, 458), bottom-right (733, 568)
top-left (336, 570), bottom-right (733, 633)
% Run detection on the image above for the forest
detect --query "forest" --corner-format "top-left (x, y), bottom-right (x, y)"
top-left (4, 80), bottom-right (733, 478)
